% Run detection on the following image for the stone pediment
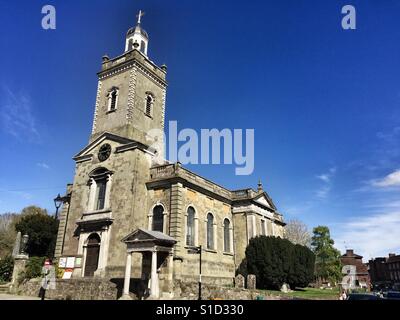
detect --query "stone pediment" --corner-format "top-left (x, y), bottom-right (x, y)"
top-left (73, 132), bottom-right (150, 162)
top-left (121, 228), bottom-right (176, 245)
top-left (253, 192), bottom-right (277, 211)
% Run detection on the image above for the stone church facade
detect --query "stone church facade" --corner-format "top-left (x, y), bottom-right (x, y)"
top-left (55, 15), bottom-right (285, 299)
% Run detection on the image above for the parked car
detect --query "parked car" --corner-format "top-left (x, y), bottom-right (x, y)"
top-left (383, 291), bottom-right (400, 300)
top-left (347, 293), bottom-right (382, 300)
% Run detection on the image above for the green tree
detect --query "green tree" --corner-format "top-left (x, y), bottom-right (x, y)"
top-left (243, 236), bottom-right (315, 290)
top-left (15, 207), bottom-right (58, 258)
top-left (288, 244), bottom-right (315, 288)
top-left (311, 226), bottom-right (342, 284)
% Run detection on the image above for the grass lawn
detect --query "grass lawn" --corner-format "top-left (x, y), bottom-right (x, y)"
top-left (262, 287), bottom-right (340, 300)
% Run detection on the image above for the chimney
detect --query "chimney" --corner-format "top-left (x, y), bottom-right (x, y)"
top-left (346, 249), bottom-right (354, 256)
top-left (389, 253), bottom-right (396, 258)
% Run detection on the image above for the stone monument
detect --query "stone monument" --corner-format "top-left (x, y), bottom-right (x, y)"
top-left (247, 274), bottom-right (256, 290)
top-left (235, 274), bottom-right (245, 289)
top-left (11, 233), bottom-right (29, 291)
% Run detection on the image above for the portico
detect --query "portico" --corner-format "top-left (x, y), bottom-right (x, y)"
top-left (120, 228), bottom-right (176, 299)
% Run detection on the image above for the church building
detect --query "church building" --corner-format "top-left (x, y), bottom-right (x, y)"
top-left (55, 12), bottom-right (285, 299)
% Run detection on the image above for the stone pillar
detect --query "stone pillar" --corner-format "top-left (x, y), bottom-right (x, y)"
top-left (104, 174), bottom-right (112, 209)
top-left (150, 250), bottom-right (158, 298)
top-left (10, 255), bottom-right (28, 293)
top-left (165, 252), bottom-right (174, 298)
top-left (88, 178), bottom-right (97, 211)
top-left (121, 252), bottom-right (132, 299)
top-left (170, 183), bottom-right (183, 256)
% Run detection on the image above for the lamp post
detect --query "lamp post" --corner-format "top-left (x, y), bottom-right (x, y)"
top-left (54, 193), bottom-right (72, 220)
top-left (54, 194), bottom-right (63, 220)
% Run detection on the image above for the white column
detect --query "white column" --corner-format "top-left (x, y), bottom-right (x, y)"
top-left (150, 250), bottom-right (158, 298)
top-left (104, 174), bottom-right (112, 209)
top-left (194, 217), bottom-right (199, 246)
top-left (162, 212), bottom-right (168, 233)
top-left (123, 252), bottom-right (132, 297)
top-left (213, 222), bottom-right (217, 250)
top-left (229, 227), bottom-right (234, 253)
top-left (88, 178), bottom-right (97, 211)
top-left (252, 215), bottom-right (257, 237)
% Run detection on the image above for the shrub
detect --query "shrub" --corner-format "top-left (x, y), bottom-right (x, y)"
top-left (241, 236), bottom-right (315, 290)
top-left (0, 255), bottom-right (14, 283)
top-left (18, 256), bottom-right (45, 283)
top-left (288, 244), bottom-right (315, 288)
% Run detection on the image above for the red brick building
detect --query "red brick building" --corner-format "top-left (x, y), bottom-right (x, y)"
top-left (370, 253), bottom-right (400, 290)
top-left (340, 249), bottom-right (370, 289)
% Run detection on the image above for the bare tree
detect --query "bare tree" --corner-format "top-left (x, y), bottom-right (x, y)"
top-left (284, 219), bottom-right (312, 247)
top-left (0, 213), bottom-right (19, 258)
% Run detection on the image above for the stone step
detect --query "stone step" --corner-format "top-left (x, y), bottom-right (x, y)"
top-left (0, 284), bottom-right (11, 294)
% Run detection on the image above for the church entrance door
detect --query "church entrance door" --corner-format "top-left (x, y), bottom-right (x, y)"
top-left (84, 233), bottom-right (101, 277)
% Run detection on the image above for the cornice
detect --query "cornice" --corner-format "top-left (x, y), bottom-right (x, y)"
top-left (98, 59), bottom-right (167, 88)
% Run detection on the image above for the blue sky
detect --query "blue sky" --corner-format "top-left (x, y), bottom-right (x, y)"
top-left (1, 0), bottom-right (400, 259)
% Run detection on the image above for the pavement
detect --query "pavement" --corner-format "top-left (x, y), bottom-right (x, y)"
top-left (0, 293), bottom-right (42, 300)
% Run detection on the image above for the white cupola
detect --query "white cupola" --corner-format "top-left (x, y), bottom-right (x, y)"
top-left (125, 10), bottom-right (149, 55)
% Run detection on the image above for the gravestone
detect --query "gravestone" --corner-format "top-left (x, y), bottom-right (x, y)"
top-left (247, 274), bottom-right (256, 290)
top-left (280, 283), bottom-right (290, 293)
top-left (235, 274), bottom-right (245, 289)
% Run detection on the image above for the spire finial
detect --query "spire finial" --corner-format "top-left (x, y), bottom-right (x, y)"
top-left (257, 179), bottom-right (263, 191)
top-left (136, 10), bottom-right (145, 25)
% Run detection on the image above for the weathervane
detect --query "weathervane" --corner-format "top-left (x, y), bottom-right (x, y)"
top-left (136, 10), bottom-right (145, 24)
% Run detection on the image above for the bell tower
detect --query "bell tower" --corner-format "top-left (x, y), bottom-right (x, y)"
top-left (90, 11), bottom-right (167, 151)
top-left (125, 10), bottom-right (149, 55)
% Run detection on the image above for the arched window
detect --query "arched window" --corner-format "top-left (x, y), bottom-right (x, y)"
top-left (140, 40), bottom-right (146, 54)
top-left (84, 233), bottom-right (101, 277)
top-left (152, 205), bottom-right (164, 232)
top-left (107, 87), bottom-right (119, 112)
top-left (186, 206), bottom-right (195, 246)
top-left (207, 213), bottom-right (214, 250)
top-left (89, 167), bottom-right (112, 212)
top-left (224, 218), bottom-right (231, 253)
top-left (128, 39), bottom-right (133, 51)
top-left (95, 179), bottom-right (107, 210)
top-left (145, 93), bottom-right (154, 117)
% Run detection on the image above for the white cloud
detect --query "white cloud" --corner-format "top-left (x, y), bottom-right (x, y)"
top-left (334, 210), bottom-right (400, 259)
top-left (0, 86), bottom-right (40, 142)
top-left (37, 162), bottom-right (50, 169)
top-left (372, 169), bottom-right (400, 188)
top-left (315, 167), bottom-right (336, 199)
top-left (316, 174), bottom-right (330, 183)
top-left (283, 201), bottom-right (314, 216)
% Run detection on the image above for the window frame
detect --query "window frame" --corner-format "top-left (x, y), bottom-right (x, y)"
top-left (223, 218), bottom-right (232, 253)
top-left (206, 213), bottom-right (215, 250)
top-left (144, 92), bottom-right (154, 118)
top-left (151, 204), bottom-right (165, 233)
top-left (186, 206), bottom-right (197, 247)
top-left (107, 87), bottom-right (119, 113)
top-left (88, 168), bottom-right (113, 212)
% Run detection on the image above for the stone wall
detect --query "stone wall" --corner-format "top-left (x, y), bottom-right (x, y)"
top-left (18, 278), bottom-right (118, 300)
top-left (173, 280), bottom-right (277, 300)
